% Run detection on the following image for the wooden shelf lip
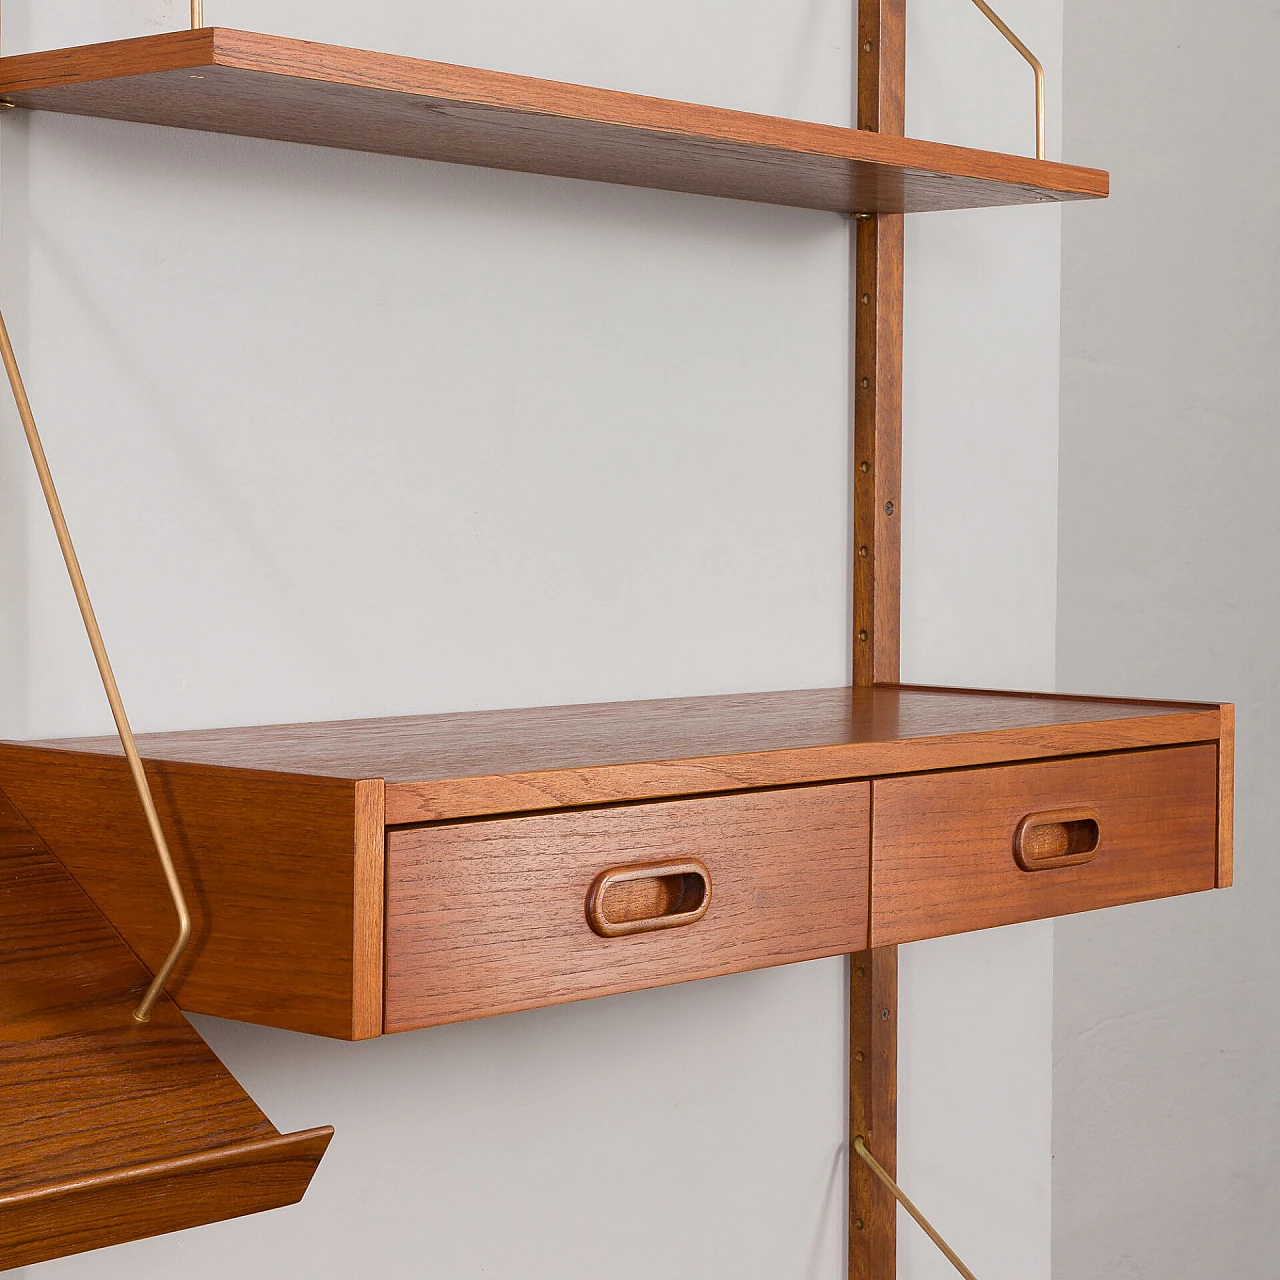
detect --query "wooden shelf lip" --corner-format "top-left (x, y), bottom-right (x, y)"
top-left (0, 1131), bottom-right (333, 1210)
top-left (0, 28), bottom-right (1109, 214)
top-left (0, 1130), bottom-right (334, 1271)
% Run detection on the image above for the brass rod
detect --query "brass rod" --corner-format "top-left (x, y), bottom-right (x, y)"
top-left (191, 0), bottom-right (204, 30)
top-left (967, 0), bottom-right (1045, 161)
top-left (0, 308), bottom-right (191, 1023)
top-left (853, 1136), bottom-right (980, 1280)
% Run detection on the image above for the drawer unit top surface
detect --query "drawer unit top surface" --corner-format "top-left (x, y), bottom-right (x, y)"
top-left (15, 684), bottom-right (1224, 823)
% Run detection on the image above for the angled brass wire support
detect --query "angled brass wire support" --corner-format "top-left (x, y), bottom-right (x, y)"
top-left (0, 1), bottom-right (204, 48)
top-left (853, 1136), bottom-right (979, 1280)
top-left (0, 309), bottom-right (191, 1023)
top-left (967, 0), bottom-right (1046, 161)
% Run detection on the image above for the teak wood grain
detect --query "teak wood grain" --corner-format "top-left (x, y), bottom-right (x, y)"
top-left (0, 746), bottom-right (382, 1040)
top-left (849, 944), bottom-right (898, 1280)
top-left (384, 784), bottom-right (871, 1032)
top-left (0, 29), bottom-right (1108, 215)
top-left (852, 207), bottom-right (903, 688)
top-left (21, 685), bottom-right (1225, 824)
top-left (851, 3), bottom-right (904, 1276)
top-left (852, 0), bottom-right (904, 693)
top-left (1217, 702), bottom-right (1235, 887)
top-left (0, 789), bottom-right (332, 1270)
top-left (870, 745), bottom-right (1220, 946)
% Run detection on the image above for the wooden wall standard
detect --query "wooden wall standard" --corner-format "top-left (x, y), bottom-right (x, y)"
top-left (850, 2), bottom-right (904, 1278)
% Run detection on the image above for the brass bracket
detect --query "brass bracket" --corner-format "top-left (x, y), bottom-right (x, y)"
top-left (854, 1138), bottom-right (980, 1280)
top-left (0, 311), bottom-right (192, 1024)
top-left (967, 0), bottom-right (1046, 160)
top-left (0, 2), bottom-right (205, 53)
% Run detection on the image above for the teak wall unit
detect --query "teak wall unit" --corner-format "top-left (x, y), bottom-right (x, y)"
top-left (0, 4), bottom-right (1229, 1277)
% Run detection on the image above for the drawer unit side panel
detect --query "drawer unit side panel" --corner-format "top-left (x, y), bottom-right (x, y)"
top-left (0, 745), bottom-right (369, 1040)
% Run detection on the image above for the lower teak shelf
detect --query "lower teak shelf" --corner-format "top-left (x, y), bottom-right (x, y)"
top-left (0, 794), bottom-right (332, 1270)
top-left (0, 684), bottom-right (1232, 1041)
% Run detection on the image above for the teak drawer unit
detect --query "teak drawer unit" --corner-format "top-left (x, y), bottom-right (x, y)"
top-left (0, 685), bottom-right (1232, 1040)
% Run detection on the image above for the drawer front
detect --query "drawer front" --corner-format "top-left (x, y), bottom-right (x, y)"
top-left (870, 744), bottom-right (1219, 946)
top-left (385, 783), bottom-right (870, 1032)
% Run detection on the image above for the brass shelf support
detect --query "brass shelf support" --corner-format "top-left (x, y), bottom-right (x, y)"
top-left (853, 1136), bottom-right (980, 1280)
top-left (0, 2), bottom-right (204, 49)
top-left (967, 0), bottom-right (1046, 161)
top-left (0, 309), bottom-right (191, 1024)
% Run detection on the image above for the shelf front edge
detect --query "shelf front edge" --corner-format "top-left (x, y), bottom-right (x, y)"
top-left (383, 707), bottom-right (1222, 824)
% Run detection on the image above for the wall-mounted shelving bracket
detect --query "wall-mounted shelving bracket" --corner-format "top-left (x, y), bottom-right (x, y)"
top-left (0, 310), bottom-right (191, 1024)
top-left (967, 0), bottom-right (1046, 160)
top-left (854, 1138), bottom-right (979, 1280)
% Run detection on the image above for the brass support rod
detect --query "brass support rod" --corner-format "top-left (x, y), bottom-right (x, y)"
top-left (0, 2), bottom-right (205, 45)
top-left (0, 308), bottom-right (191, 1023)
top-left (967, 0), bottom-right (1046, 161)
top-left (853, 1137), bottom-right (979, 1280)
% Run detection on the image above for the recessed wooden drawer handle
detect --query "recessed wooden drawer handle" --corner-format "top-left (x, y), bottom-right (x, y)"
top-left (1014, 807), bottom-right (1101, 871)
top-left (586, 859), bottom-right (712, 938)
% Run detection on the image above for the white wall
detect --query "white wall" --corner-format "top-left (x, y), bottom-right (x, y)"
top-left (0, 2), bottom-right (1065, 1276)
top-left (1054, 2), bottom-right (1280, 1275)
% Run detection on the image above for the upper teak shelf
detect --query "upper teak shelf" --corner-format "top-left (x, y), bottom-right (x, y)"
top-left (0, 29), bottom-right (1108, 214)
